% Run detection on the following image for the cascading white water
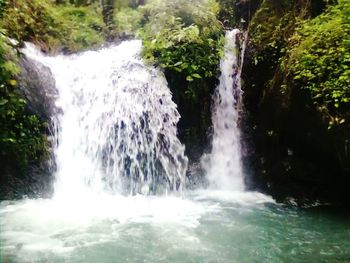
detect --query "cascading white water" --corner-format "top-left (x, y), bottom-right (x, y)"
top-left (203, 29), bottom-right (245, 191)
top-left (4, 32), bottom-right (341, 263)
top-left (23, 40), bottom-right (188, 197)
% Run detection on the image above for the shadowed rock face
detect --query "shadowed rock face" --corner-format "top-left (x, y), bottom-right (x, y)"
top-left (0, 55), bottom-right (58, 200)
top-left (19, 56), bottom-right (59, 122)
top-left (0, 161), bottom-right (54, 200)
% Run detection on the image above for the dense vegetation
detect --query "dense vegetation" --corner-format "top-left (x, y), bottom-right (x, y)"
top-left (0, 0), bottom-right (350, 204)
top-left (247, 0), bottom-right (349, 128)
top-left (0, 34), bottom-right (46, 173)
top-left (141, 0), bottom-right (223, 82)
top-left (284, 0), bottom-right (350, 128)
top-left (243, 0), bottom-right (350, 204)
top-left (1, 0), bottom-right (105, 52)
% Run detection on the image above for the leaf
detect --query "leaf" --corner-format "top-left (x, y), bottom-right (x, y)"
top-left (186, 76), bottom-right (194, 82)
top-left (0, 99), bottom-right (8, 106)
top-left (4, 138), bottom-right (16, 143)
top-left (8, 79), bottom-right (17, 86)
top-left (192, 73), bottom-right (202, 79)
top-left (173, 61), bottom-right (183, 66)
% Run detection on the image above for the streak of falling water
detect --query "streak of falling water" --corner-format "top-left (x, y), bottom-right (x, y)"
top-left (23, 40), bottom-right (188, 197)
top-left (203, 29), bottom-right (246, 191)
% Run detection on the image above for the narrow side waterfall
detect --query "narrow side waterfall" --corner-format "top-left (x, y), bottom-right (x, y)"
top-left (203, 29), bottom-right (245, 191)
top-left (23, 40), bottom-right (188, 197)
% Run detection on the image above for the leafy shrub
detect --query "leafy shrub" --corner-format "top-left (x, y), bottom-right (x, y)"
top-left (284, 0), bottom-right (350, 126)
top-left (1, 0), bottom-right (105, 52)
top-left (248, 0), bottom-right (295, 67)
top-left (54, 5), bottom-right (105, 51)
top-left (114, 7), bottom-right (144, 36)
top-left (1, 0), bottom-right (62, 49)
top-left (0, 32), bottom-right (47, 169)
top-left (141, 0), bottom-right (224, 82)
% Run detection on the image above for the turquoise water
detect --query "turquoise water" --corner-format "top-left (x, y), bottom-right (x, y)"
top-left (1, 190), bottom-right (349, 263)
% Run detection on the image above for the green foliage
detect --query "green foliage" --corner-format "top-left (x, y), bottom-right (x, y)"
top-left (141, 0), bottom-right (224, 83)
top-left (216, 0), bottom-right (238, 27)
top-left (114, 7), bottom-right (143, 36)
top-left (1, 0), bottom-right (105, 52)
top-left (54, 5), bottom-right (105, 51)
top-left (284, 0), bottom-right (350, 126)
top-left (1, 0), bottom-right (61, 49)
top-left (248, 0), bottom-right (295, 67)
top-left (248, 0), bottom-right (349, 127)
top-left (113, 0), bottom-right (134, 10)
top-left (0, 32), bottom-right (47, 169)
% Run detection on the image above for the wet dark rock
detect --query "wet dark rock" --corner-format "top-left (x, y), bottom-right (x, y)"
top-left (164, 70), bottom-right (217, 165)
top-left (0, 159), bottom-right (54, 200)
top-left (18, 56), bottom-right (59, 122)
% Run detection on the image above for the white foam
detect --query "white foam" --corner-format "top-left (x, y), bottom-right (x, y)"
top-left (190, 190), bottom-right (276, 205)
top-left (0, 194), bottom-right (211, 257)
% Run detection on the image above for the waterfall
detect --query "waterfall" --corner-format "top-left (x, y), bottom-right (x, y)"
top-left (203, 29), bottom-right (246, 191)
top-left (23, 40), bottom-right (188, 197)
